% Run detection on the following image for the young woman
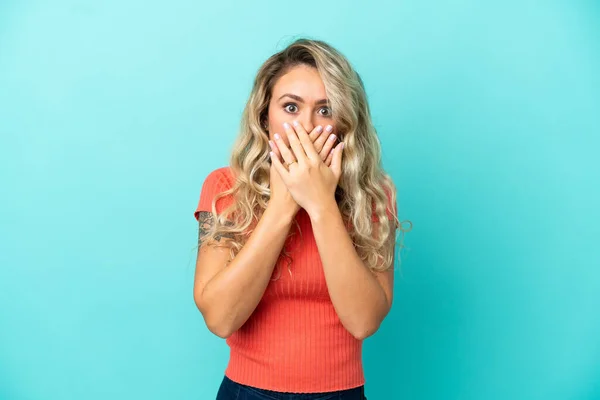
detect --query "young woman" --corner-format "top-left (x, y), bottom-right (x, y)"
top-left (193, 38), bottom-right (410, 400)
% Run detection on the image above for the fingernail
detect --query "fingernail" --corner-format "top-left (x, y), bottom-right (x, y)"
top-left (325, 125), bottom-right (333, 132)
top-left (269, 151), bottom-right (274, 158)
top-left (341, 143), bottom-right (345, 149)
top-left (329, 134), bottom-right (337, 141)
top-left (283, 122), bottom-right (290, 129)
top-left (268, 140), bottom-right (274, 149)
top-left (292, 120), bottom-right (299, 127)
top-left (315, 125), bottom-right (323, 133)
top-left (274, 133), bottom-right (281, 140)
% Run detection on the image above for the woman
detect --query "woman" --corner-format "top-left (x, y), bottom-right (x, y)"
top-left (193, 38), bottom-right (411, 400)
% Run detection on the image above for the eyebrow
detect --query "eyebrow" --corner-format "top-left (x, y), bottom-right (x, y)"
top-left (278, 93), bottom-right (329, 105)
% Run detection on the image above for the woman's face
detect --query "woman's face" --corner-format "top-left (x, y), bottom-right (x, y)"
top-left (265, 64), bottom-right (337, 146)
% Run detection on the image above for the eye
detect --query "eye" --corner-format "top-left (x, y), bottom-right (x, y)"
top-left (283, 103), bottom-right (298, 113)
top-left (318, 106), bottom-right (332, 117)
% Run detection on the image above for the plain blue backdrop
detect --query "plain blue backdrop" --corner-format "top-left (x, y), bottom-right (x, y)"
top-left (1, 1), bottom-right (599, 399)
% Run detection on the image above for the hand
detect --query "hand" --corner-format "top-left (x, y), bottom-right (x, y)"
top-left (267, 124), bottom-right (338, 218)
top-left (270, 121), bottom-right (344, 217)
top-left (269, 124), bottom-right (338, 168)
top-left (267, 157), bottom-right (300, 220)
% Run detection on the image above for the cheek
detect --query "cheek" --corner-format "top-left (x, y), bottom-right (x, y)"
top-left (315, 116), bottom-right (337, 132)
top-left (268, 110), bottom-right (287, 131)
top-left (268, 113), bottom-right (291, 143)
top-left (268, 127), bottom-right (290, 148)
top-left (329, 121), bottom-right (340, 136)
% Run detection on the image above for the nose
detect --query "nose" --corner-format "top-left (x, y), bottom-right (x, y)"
top-left (296, 112), bottom-right (314, 133)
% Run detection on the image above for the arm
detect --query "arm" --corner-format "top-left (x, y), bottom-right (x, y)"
top-left (193, 205), bottom-right (294, 338)
top-left (309, 199), bottom-right (395, 340)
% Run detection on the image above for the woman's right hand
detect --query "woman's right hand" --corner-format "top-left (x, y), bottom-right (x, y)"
top-left (268, 124), bottom-right (338, 217)
top-left (268, 157), bottom-right (300, 218)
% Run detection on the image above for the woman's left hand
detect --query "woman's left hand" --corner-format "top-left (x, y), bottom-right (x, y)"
top-left (270, 121), bottom-right (344, 217)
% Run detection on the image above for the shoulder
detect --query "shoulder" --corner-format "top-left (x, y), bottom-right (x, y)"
top-left (202, 166), bottom-right (235, 191)
top-left (194, 166), bottom-right (236, 221)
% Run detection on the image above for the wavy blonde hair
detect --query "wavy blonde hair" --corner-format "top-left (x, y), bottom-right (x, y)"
top-left (201, 38), bottom-right (412, 277)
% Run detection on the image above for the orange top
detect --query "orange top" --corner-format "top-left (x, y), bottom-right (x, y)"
top-left (194, 166), bottom-right (395, 393)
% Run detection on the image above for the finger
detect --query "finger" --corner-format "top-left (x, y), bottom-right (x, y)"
top-left (325, 147), bottom-right (334, 166)
top-left (314, 124), bottom-right (333, 158)
top-left (308, 125), bottom-right (324, 142)
top-left (270, 151), bottom-right (289, 181)
top-left (330, 142), bottom-right (344, 178)
top-left (273, 132), bottom-right (297, 165)
top-left (319, 131), bottom-right (337, 161)
top-left (268, 140), bottom-right (282, 163)
top-left (292, 120), bottom-right (320, 161)
top-left (283, 122), bottom-right (309, 164)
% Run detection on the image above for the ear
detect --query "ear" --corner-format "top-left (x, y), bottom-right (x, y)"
top-left (261, 114), bottom-right (269, 132)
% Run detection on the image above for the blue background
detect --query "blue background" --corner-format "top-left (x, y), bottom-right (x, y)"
top-left (1, 1), bottom-right (599, 399)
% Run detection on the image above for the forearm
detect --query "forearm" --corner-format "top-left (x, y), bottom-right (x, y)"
top-left (309, 200), bottom-right (389, 340)
top-left (201, 205), bottom-right (294, 337)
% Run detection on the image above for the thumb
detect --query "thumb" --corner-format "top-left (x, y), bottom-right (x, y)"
top-left (330, 142), bottom-right (344, 177)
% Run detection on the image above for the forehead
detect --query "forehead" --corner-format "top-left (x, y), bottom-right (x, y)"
top-left (272, 65), bottom-right (327, 100)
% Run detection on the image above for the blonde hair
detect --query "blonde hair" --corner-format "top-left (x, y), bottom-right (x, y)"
top-left (201, 38), bottom-right (412, 277)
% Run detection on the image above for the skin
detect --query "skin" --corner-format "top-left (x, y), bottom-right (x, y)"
top-left (193, 64), bottom-right (395, 340)
top-left (270, 118), bottom-right (395, 340)
top-left (266, 64), bottom-right (338, 152)
top-left (266, 64), bottom-right (340, 218)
